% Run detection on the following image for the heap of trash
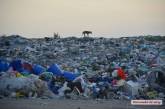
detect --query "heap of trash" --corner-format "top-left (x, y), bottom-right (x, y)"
top-left (0, 35), bottom-right (165, 100)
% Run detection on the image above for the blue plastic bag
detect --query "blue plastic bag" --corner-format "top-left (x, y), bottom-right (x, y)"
top-left (47, 64), bottom-right (63, 76)
top-left (63, 71), bottom-right (78, 81)
top-left (10, 60), bottom-right (23, 72)
top-left (0, 60), bottom-right (9, 72)
top-left (48, 81), bottom-right (61, 94)
top-left (33, 64), bottom-right (45, 75)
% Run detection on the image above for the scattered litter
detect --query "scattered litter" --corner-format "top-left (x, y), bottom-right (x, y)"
top-left (0, 35), bottom-right (164, 100)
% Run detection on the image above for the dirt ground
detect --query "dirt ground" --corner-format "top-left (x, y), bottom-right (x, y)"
top-left (0, 98), bottom-right (164, 109)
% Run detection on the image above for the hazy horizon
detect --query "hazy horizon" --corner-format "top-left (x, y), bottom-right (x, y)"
top-left (0, 0), bottom-right (165, 38)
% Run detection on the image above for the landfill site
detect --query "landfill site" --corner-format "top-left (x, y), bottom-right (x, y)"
top-left (0, 35), bottom-right (165, 109)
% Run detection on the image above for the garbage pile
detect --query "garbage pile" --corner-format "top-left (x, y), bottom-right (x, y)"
top-left (0, 35), bottom-right (165, 100)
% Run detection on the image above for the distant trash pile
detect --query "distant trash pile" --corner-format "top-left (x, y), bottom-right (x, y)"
top-left (0, 59), bottom-right (165, 100)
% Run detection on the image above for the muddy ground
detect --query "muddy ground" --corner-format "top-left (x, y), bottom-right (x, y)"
top-left (0, 99), bottom-right (164, 109)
